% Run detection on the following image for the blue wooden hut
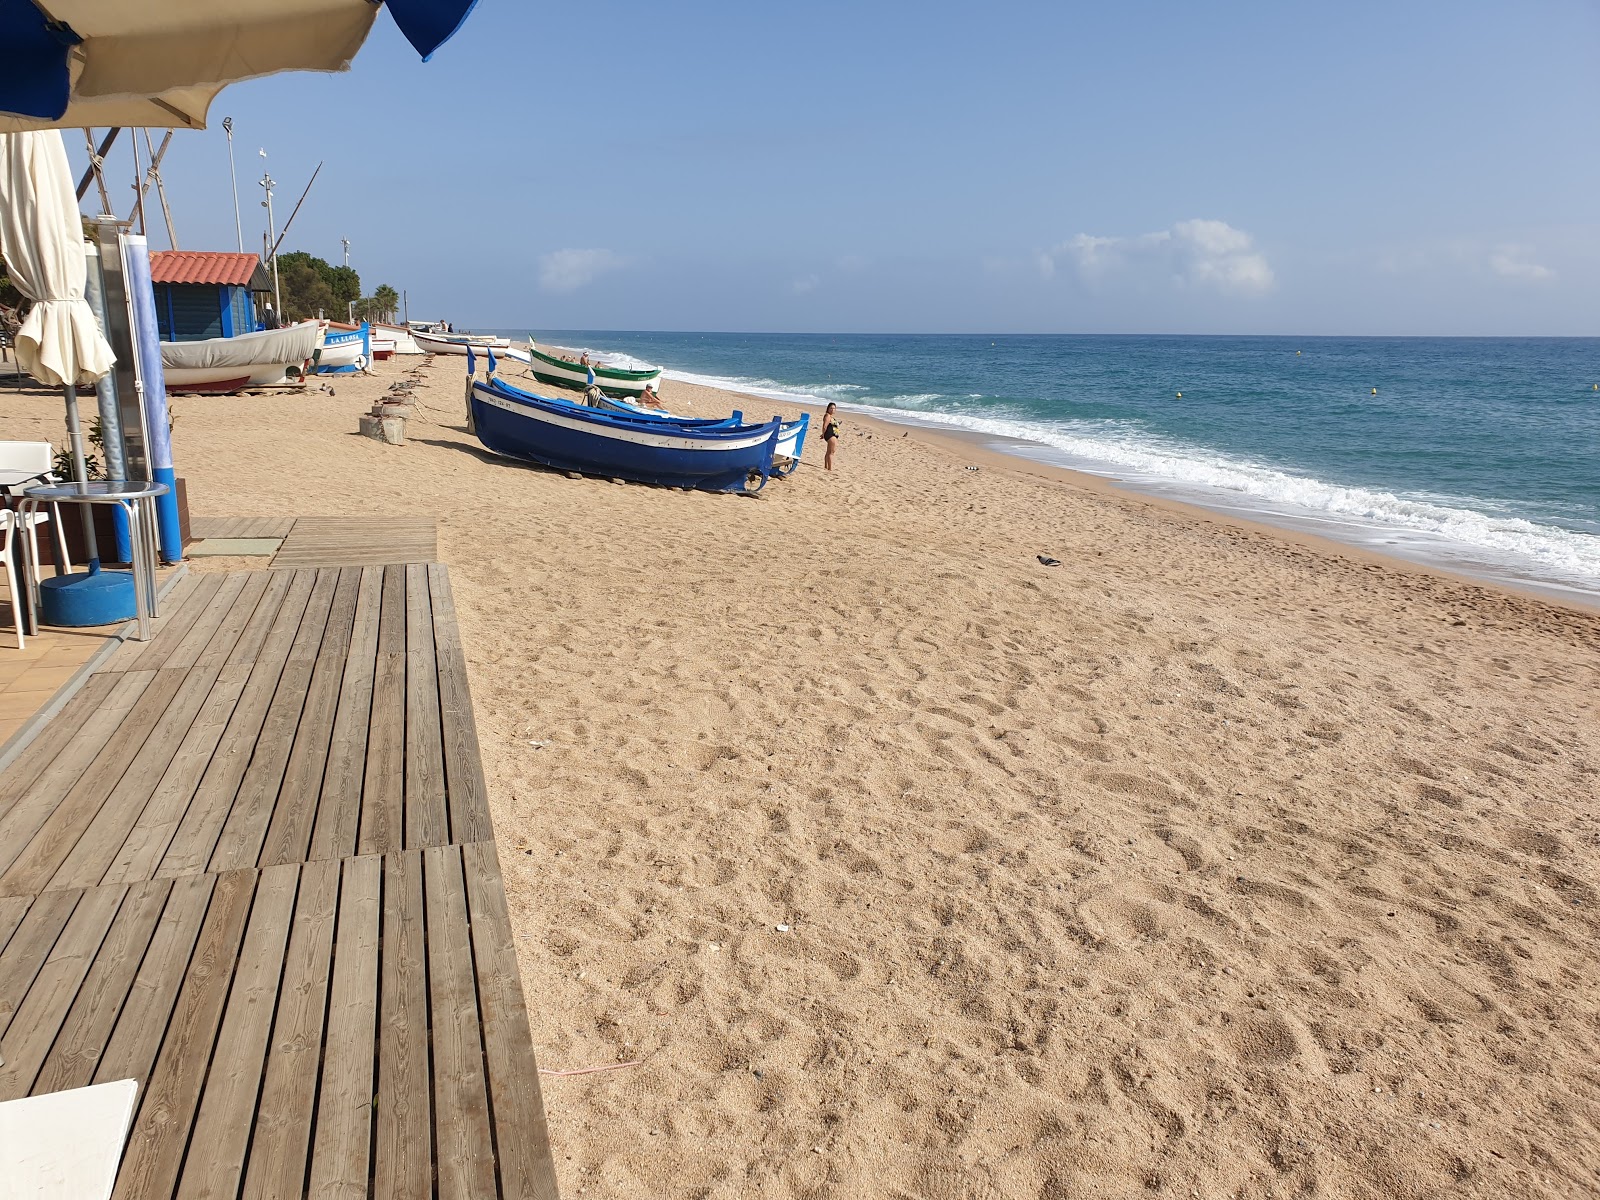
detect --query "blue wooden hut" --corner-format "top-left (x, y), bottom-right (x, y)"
top-left (148, 251), bottom-right (273, 341)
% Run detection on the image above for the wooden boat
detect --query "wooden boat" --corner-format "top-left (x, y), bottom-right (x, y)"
top-left (369, 334), bottom-right (396, 361)
top-left (467, 376), bottom-right (786, 493)
top-left (413, 329), bottom-right (510, 356)
top-left (523, 341), bottom-right (662, 398)
top-left (373, 322), bottom-right (424, 354)
top-left (160, 321), bottom-right (321, 393)
top-left (314, 321), bottom-right (370, 372)
top-left (485, 360), bottom-right (809, 478)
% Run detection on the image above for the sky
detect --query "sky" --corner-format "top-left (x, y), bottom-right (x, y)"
top-left (66, 0), bottom-right (1600, 335)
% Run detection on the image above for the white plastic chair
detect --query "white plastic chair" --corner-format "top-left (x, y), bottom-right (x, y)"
top-left (0, 508), bottom-right (24, 648)
top-left (0, 441), bottom-right (71, 607)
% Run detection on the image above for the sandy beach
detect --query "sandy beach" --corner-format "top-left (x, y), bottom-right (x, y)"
top-left (5, 353), bottom-right (1598, 1198)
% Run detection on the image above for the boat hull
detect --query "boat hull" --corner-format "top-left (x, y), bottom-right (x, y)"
top-left (525, 344), bottom-right (662, 398)
top-left (469, 380), bottom-right (780, 493)
top-left (159, 322), bottom-right (319, 393)
top-left (414, 330), bottom-right (510, 355)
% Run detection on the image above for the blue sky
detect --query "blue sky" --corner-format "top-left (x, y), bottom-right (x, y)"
top-left (71, 0), bottom-right (1600, 334)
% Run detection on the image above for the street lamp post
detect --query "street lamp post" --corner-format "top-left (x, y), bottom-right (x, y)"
top-left (341, 237), bottom-right (350, 267)
top-left (260, 170), bottom-right (281, 312)
top-left (222, 117), bottom-right (242, 253)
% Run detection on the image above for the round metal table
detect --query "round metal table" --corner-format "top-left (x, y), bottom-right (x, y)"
top-left (20, 480), bottom-right (170, 641)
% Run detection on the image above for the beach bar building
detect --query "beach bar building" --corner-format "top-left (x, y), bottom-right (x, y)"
top-left (149, 250), bottom-right (271, 341)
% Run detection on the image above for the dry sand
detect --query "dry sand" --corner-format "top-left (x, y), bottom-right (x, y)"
top-left (6, 354), bottom-right (1599, 1198)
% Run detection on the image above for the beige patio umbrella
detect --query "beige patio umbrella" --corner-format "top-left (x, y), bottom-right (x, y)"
top-left (0, 0), bottom-right (477, 132)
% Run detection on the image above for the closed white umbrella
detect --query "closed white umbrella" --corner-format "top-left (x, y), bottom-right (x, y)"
top-left (0, 129), bottom-right (115, 388)
top-left (0, 0), bottom-right (479, 131)
top-left (0, 126), bottom-right (117, 567)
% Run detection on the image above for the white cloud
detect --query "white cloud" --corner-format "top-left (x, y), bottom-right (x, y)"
top-left (792, 273), bottom-right (820, 294)
top-left (539, 248), bottom-right (627, 293)
top-left (1488, 245), bottom-right (1554, 282)
top-left (1040, 219), bottom-right (1274, 295)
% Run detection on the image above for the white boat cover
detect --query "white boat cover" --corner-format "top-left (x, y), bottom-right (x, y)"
top-left (160, 322), bottom-right (320, 371)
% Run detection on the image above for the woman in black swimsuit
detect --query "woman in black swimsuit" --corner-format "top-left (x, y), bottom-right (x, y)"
top-left (821, 402), bottom-right (840, 472)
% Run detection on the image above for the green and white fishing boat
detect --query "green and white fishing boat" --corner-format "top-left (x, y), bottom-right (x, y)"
top-left (522, 341), bottom-right (664, 398)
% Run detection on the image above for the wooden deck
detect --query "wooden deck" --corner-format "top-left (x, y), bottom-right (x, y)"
top-left (0, 564), bottom-right (560, 1199)
top-left (188, 517), bottom-right (296, 540)
top-left (272, 518), bottom-right (438, 569)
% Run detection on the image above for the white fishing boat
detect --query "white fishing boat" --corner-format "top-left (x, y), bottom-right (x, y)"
top-left (373, 321), bottom-right (424, 354)
top-left (523, 341), bottom-right (663, 398)
top-left (159, 322), bottom-right (321, 393)
top-left (413, 328), bottom-right (510, 355)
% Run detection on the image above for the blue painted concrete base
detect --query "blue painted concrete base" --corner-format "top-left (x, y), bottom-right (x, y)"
top-left (39, 570), bottom-right (136, 627)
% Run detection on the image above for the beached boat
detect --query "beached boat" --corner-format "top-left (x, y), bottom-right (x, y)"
top-left (523, 342), bottom-right (662, 398)
top-left (373, 322), bottom-right (424, 354)
top-left (160, 322), bottom-right (321, 393)
top-left (413, 329), bottom-right (510, 356)
top-left (483, 361), bottom-right (810, 478)
top-left (314, 322), bottom-right (370, 372)
top-left (369, 334), bottom-right (396, 361)
top-left (467, 376), bottom-right (786, 493)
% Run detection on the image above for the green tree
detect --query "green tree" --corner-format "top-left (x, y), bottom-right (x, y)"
top-left (275, 250), bottom-right (360, 320)
top-left (354, 283), bottom-right (400, 324)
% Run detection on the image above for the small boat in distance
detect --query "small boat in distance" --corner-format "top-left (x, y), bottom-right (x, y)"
top-left (523, 342), bottom-right (663, 398)
top-left (160, 322), bottom-right (321, 393)
top-left (414, 328), bottom-right (511, 355)
top-left (373, 322), bottom-right (424, 354)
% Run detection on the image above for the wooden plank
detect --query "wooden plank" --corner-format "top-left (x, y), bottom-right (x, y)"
top-left (45, 666), bottom-right (222, 893)
top-left (307, 566), bottom-right (382, 863)
top-left (0, 669), bottom-right (179, 893)
top-left (31, 878), bottom-right (171, 1096)
top-left (160, 572), bottom-right (250, 672)
top-left (0, 672), bottom-right (155, 879)
top-left (223, 568), bottom-right (297, 669)
top-left (429, 564), bottom-right (492, 843)
top-left (98, 572), bottom-right (202, 674)
top-left (93, 873), bottom-right (215, 1088)
top-left (305, 853), bottom-right (380, 1200)
top-left (0, 895), bottom-right (31, 956)
top-left (405, 564), bottom-right (447, 849)
top-left (0, 889), bottom-right (80, 1045)
top-left (176, 862), bottom-right (299, 1200)
top-left (424, 845), bottom-right (498, 1199)
top-left (111, 867), bottom-right (256, 1200)
top-left (238, 858), bottom-right (338, 1200)
top-left (374, 850), bottom-right (430, 1200)
top-left (0, 884), bottom-right (125, 1100)
top-left (157, 572), bottom-right (316, 879)
top-left (190, 571), bottom-right (272, 670)
top-left (463, 840), bottom-right (562, 1200)
top-left (257, 567), bottom-right (361, 868)
top-left (100, 663), bottom-right (252, 886)
top-left (0, 673), bottom-right (119, 825)
top-left (124, 573), bottom-right (225, 673)
top-left (357, 566), bottom-right (407, 856)
top-left (207, 569), bottom-right (340, 873)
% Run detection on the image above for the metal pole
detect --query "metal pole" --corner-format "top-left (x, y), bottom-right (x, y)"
top-left (62, 385), bottom-right (101, 567)
top-left (223, 117), bottom-right (242, 252)
top-left (129, 132), bottom-right (147, 235)
top-left (260, 170), bottom-right (280, 311)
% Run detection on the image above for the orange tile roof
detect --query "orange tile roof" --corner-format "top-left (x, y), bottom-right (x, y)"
top-left (148, 251), bottom-right (263, 287)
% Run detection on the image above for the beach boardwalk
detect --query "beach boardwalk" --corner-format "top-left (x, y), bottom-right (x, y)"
top-left (0, 560), bottom-right (561, 1199)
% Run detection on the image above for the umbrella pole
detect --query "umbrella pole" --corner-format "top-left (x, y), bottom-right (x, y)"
top-left (62, 385), bottom-right (101, 572)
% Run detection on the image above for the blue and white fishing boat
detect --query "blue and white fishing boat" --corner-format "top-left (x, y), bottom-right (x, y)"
top-left (314, 321), bottom-right (370, 373)
top-left (487, 366), bottom-right (810, 477)
top-left (466, 372), bottom-right (788, 493)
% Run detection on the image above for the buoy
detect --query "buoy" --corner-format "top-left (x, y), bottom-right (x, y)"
top-left (1371, 388), bottom-right (1377, 395)
top-left (1296, 350), bottom-right (1302, 356)
top-left (1175, 391), bottom-right (1182, 399)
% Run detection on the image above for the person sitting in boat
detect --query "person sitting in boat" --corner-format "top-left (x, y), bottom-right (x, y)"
top-left (639, 383), bottom-right (664, 409)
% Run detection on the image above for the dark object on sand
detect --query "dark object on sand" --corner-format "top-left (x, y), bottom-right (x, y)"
top-left (1037, 555), bottom-right (1061, 566)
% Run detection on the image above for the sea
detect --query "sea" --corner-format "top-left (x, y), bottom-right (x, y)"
top-left (497, 332), bottom-right (1600, 605)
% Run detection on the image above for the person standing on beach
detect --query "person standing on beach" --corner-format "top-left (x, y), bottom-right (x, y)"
top-left (821, 402), bottom-right (841, 471)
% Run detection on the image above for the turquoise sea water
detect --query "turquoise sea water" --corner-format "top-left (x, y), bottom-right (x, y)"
top-left (501, 332), bottom-right (1600, 600)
